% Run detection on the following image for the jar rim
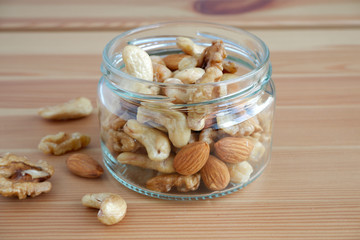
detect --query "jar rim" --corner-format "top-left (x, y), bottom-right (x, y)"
top-left (102, 20), bottom-right (271, 98)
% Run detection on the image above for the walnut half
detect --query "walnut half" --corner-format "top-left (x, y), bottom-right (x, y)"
top-left (0, 153), bottom-right (54, 199)
top-left (146, 173), bottom-right (201, 193)
top-left (38, 132), bottom-right (91, 156)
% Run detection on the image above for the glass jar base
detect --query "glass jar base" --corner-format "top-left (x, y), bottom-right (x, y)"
top-left (101, 142), bottom-right (269, 201)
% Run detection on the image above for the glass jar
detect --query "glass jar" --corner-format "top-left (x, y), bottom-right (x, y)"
top-left (98, 21), bottom-right (275, 200)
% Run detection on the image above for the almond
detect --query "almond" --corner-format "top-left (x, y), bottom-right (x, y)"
top-left (163, 54), bottom-right (189, 71)
top-left (66, 153), bottom-right (104, 178)
top-left (173, 141), bottom-right (210, 175)
top-left (200, 155), bottom-right (230, 191)
top-left (214, 137), bottom-right (254, 163)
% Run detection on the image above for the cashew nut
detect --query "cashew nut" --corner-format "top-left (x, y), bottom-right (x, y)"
top-left (123, 45), bottom-right (153, 81)
top-left (81, 193), bottom-right (127, 226)
top-left (122, 45), bottom-right (159, 94)
top-left (123, 119), bottom-right (171, 161)
top-left (136, 103), bottom-right (191, 148)
top-left (117, 152), bottom-right (175, 173)
top-left (178, 56), bottom-right (198, 71)
top-left (176, 37), bottom-right (205, 59)
top-left (227, 161), bottom-right (253, 184)
top-left (173, 67), bottom-right (205, 84)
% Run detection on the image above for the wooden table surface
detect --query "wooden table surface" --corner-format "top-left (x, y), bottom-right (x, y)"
top-left (1, 0), bottom-right (359, 239)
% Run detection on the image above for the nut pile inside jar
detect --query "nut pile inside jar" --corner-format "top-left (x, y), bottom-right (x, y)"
top-left (100, 37), bottom-right (273, 194)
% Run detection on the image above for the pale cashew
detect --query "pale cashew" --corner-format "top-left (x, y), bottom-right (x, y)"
top-left (173, 67), bottom-right (205, 84)
top-left (123, 119), bottom-right (171, 161)
top-left (137, 103), bottom-right (191, 148)
top-left (178, 56), bottom-right (198, 71)
top-left (117, 152), bottom-right (175, 173)
top-left (123, 45), bottom-right (153, 81)
top-left (227, 161), bottom-right (253, 184)
top-left (122, 45), bottom-right (159, 94)
top-left (81, 193), bottom-right (127, 226)
top-left (163, 78), bottom-right (190, 104)
top-left (176, 37), bottom-right (205, 59)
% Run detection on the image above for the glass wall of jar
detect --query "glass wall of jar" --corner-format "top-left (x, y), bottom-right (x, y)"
top-left (98, 21), bottom-right (275, 200)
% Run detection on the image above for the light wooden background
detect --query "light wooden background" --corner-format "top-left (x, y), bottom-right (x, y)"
top-left (0, 0), bottom-right (360, 239)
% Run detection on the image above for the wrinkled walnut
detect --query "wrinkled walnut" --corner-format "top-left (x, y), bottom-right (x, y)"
top-left (123, 119), bottom-right (171, 161)
top-left (217, 114), bottom-right (263, 137)
top-left (223, 60), bottom-right (238, 74)
top-left (146, 173), bottom-right (201, 193)
top-left (0, 153), bottom-right (54, 199)
top-left (200, 40), bottom-right (227, 71)
top-left (117, 152), bottom-right (175, 173)
top-left (38, 132), bottom-right (91, 155)
top-left (38, 97), bottom-right (93, 120)
top-left (106, 129), bottom-right (141, 154)
top-left (104, 114), bottom-right (127, 131)
top-left (82, 193), bottom-right (127, 225)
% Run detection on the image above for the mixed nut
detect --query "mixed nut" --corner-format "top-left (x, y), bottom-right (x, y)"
top-left (0, 97), bottom-right (127, 225)
top-left (100, 37), bottom-right (274, 194)
top-left (1, 34), bottom-right (273, 225)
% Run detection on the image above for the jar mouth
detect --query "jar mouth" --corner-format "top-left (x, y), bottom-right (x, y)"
top-left (102, 20), bottom-right (271, 101)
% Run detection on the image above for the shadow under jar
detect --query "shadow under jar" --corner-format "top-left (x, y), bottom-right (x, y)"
top-left (98, 21), bottom-right (275, 200)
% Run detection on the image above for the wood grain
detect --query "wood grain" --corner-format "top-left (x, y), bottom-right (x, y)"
top-left (0, 0), bottom-right (359, 30)
top-left (0, 0), bottom-right (360, 239)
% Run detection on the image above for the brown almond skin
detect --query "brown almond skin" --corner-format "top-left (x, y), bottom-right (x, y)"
top-left (163, 54), bottom-right (188, 71)
top-left (66, 153), bottom-right (104, 178)
top-left (214, 137), bottom-right (254, 163)
top-left (173, 141), bottom-right (210, 176)
top-left (200, 155), bottom-right (230, 191)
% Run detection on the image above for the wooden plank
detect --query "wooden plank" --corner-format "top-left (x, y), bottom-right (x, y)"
top-left (0, 0), bottom-right (359, 31)
top-left (0, 29), bottom-right (359, 81)
top-left (0, 29), bottom-right (359, 55)
top-left (0, 148), bottom-right (359, 239)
